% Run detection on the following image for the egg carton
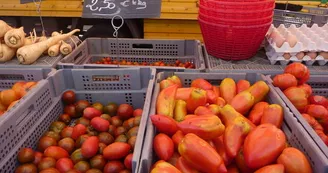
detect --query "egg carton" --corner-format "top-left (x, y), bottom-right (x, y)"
top-left (266, 48), bottom-right (328, 66)
top-left (266, 23), bottom-right (328, 54)
top-left (265, 23), bottom-right (328, 66)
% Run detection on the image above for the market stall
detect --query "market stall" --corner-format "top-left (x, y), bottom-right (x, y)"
top-left (0, 0), bottom-right (326, 172)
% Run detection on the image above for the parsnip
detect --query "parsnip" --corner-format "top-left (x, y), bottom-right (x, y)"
top-left (24, 37), bottom-right (33, 46)
top-left (0, 20), bottom-right (12, 38)
top-left (4, 27), bottom-right (25, 48)
top-left (17, 29), bottom-right (80, 65)
top-left (52, 31), bottom-right (73, 55)
top-left (0, 42), bottom-right (16, 62)
top-left (60, 41), bottom-right (73, 55)
top-left (48, 41), bottom-right (62, 57)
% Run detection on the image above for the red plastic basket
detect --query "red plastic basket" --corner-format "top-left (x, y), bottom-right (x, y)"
top-left (199, 12), bottom-right (273, 26)
top-left (199, 18), bottom-right (271, 60)
top-left (200, 0), bottom-right (275, 11)
top-left (199, 4), bottom-right (274, 20)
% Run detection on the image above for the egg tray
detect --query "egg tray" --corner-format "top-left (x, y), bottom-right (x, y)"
top-left (265, 47), bottom-right (328, 66)
top-left (265, 23), bottom-right (328, 66)
top-left (266, 24), bottom-right (328, 53)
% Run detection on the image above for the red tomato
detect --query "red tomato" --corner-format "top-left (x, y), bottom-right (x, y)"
top-left (133, 109), bottom-right (143, 117)
top-left (124, 153), bottom-right (133, 170)
top-left (91, 117), bottom-right (110, 132)
top-left (150, 114), bottom-right (178, 136)
top-left (254, 164), bottom-right (284, 173)
top-left (104, 161), bottom-right (125, 173)
top-left (103, 142), bottom-right (131, 160)
top-left (191, 78), bottom-right (213, 90)
top-left (33, 151), bottom-right (43, 165)
top-left (236, 80), bottom-right (251, 94)
top-left (284, 62), bottom-right (310, 84)
top-left (168, 152), bottom-right (180, 166)
top-left (117, 104), bottom-right (134, 120)
top-left (172, 131), bottom-right (184, 151)
top-left (175, 156), bottom-right (199, 173)
top-left (83, 107), bottom-right (102, 120)
top-left (81, 136), bottom-right (99, 158)
top-left (272, 74), bottom-right (298, 91)
top-left (61, 127), bottom-right (73, 138)
top-left (56, 158), bottom-right (74, 173)
top-left (277, 147), bottom-right (312, 173)
top-left (298, 84), bottom-right (312, 98)
top-left (44, 146), bottom-right (69, 160)
top-left (244, 124), bottom-right (286, 169)
top-left (71, 124), bottom-right (87, 140)
top-left (154, 133), bottom-right (174, 161)
top-left (309, 95), bottom-right (328, 108)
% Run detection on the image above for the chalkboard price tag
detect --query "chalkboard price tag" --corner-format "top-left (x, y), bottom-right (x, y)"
top-left (82, 0), bottom-right (162, 19)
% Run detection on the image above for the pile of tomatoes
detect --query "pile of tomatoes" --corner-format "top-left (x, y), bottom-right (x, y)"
top-left (93, 57), bottom-right (195, 69)
top-left (0, 81), bottom-right (38, 116)
top-left (150, 70), bottom-right (312, 173)
top-left (273, 62), bottom-right (328, 146)
top-left (15, 90), bottom-right (143, 173)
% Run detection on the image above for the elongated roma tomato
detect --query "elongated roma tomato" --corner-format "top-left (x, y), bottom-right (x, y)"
top-left (81, 136), bottom-right (99, 158)
top-left (236, 79), bottom-right (251, 94)
top-left (191, 78), bottom-right (213, 90)
top-left (103, 142), bottom-right (131, 160)
top-left (248, 102), bottom-right (269, 125)
top-left (244, 124), bottom-right (286, 169)
top-left (254, 164), bottom-right (284, 173)
top-left (261, 104), bottom-right (284, 128)
top-left (220, 78), bottom-right (236, 104)
top-left (175, 157), bottom-right (199, 173)
top-left (44, 146), bottom-right (69, 160)
top-left (151, 160), bottom-right (181, 173)
top-left (277, 147), bottom-right (312, 173)
top-left (154, 133), bottom-right (174, 161)
top-left (178, 133), bottom-right (224, 173)
top-left (150, 114), bottom-right (178, 136)
top-left (272, 73), bottom-right (298, 90)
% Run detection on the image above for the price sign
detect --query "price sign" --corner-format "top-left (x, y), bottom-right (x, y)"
top-left (82, 0), bottom-right (161, 19)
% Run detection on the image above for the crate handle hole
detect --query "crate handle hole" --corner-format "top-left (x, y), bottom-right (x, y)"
top-left (132, 44), bottom-right (153, 49)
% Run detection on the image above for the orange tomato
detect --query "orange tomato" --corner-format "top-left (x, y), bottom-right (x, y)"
top-left (0, 89), bottom-right (19, 106)
top-left (277, 147), bottom-right (312, 173)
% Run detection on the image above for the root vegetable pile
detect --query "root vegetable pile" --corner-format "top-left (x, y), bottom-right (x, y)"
top-left (150, 74), bottom-right (313, 173)
top-left (15, 90), bottom-right (143, 173)
top-left (273, 62), bottom-right (328, 146)
top-left (93, 57), bottom-right (196, 69)
top-left (0, 20), bottom-right (79, 64)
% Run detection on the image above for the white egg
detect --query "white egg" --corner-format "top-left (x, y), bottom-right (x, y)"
top-left (270, 31), bottom-right (285, 48)
top-left (286, 33), bottom-right (298, 48)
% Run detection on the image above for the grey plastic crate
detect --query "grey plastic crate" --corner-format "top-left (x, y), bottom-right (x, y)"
top-left (0, 36), bottom-right (80, 70)
top-left (57, 38), bottom-right (205, 72)
top-left (139, 72), bottom-right (328, 173)
top-left (203, 45), bottom-right (328, 75)
top-left (266, 75), bottom-right (328, 160)
top-left (0, 68), bottom-right (155, 173)
top-left (273, 7), bottom-right (328, 27)
top-left (0, 68), bottom-right (55, 165)
top-left (203, 46), bottom-right (284, 75)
